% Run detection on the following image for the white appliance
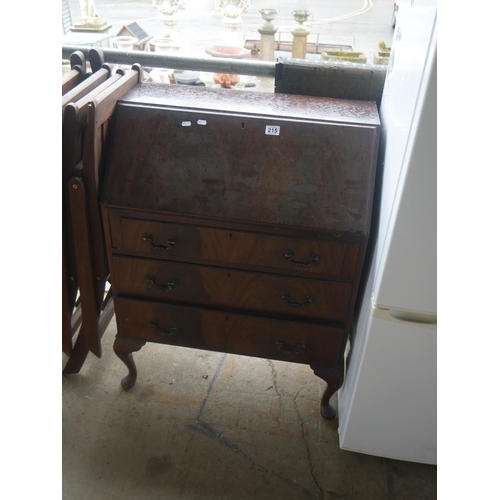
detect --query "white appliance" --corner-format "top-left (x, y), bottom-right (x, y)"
top-left (337, 0), bottom-right (437, 464)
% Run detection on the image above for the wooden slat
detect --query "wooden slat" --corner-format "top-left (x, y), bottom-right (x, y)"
top-left (62, 66), bottom-right (111, 117)
top-left (68, 177), bottom-right (102, 358)
top-left (62, 67), bottom-right (83, 96)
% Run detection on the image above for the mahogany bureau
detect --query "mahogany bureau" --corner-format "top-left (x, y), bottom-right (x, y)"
top-left (101, 83), bottom-right (380, 419)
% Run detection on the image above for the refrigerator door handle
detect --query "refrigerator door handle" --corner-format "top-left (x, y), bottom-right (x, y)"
top-left (371, 296), bottom-right (437, 329)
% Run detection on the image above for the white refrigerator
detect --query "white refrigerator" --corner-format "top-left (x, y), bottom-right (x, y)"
top-left (337, 0), bottom-right (437, 464)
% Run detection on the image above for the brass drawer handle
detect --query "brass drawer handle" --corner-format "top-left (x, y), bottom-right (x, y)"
top-left (142, 233), bottom-right (178, 251)
top-left (283, 250), bottom-right (320, 267)
top-left (145, 275), bottom-right (179, 293)
top-left (280, 292), bottom-right (314, 307)
top-left (274, 339), bottom-right (307, 355)
top-left (148, 321), bottom-right (180, 339)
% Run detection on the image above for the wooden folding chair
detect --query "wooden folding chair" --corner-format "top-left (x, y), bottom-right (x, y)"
top-left (63, 64), bottom-right (143, 373)
top-left (62, 49), bottom-right (109, 357)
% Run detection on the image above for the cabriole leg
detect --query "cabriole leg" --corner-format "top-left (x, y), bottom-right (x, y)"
top-left (311, 364), bottom-right (344, 419)
top-left (113, 336), bottom-right (146, 390)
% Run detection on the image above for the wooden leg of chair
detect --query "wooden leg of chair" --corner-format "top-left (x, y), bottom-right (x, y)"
top-left (62, 326), bottom-right (90, 375)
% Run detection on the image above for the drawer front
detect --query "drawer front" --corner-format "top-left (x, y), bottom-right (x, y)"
top-left (115, 297), bottom-right (344, 366)
top-left (117, 218), bottom-right (348, 278)
top-left (112, 256), bottom-right (352, 322)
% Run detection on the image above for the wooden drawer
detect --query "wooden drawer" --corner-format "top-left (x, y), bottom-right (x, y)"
top-left (115, 297), bottom-right (343, 366)
top-left (113, 217), bottom-right (350, 278)
top-left (112, 256), bottom-right (352, 323)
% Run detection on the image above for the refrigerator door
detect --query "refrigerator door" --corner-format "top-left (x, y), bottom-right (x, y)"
top-left (339, 298), bottom-right (437, 464)
top-left (338, 0), bottom-right (437, 464)
top-left (372, 0), bottom-right (437, 314)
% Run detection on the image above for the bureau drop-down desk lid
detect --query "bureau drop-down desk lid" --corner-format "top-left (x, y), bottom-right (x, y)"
top-left (102, 84), bottom-right (380, 237)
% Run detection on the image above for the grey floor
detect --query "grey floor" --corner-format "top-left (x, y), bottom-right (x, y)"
top-left (62, 318), bottom-right (437, 500)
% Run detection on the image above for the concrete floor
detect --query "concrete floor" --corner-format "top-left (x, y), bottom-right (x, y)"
top-left (63, 318), bottom-right (437, 500)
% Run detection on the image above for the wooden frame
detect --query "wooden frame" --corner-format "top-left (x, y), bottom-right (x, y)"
top-left (62, 58), bottom-right (143, 373)
top-left (63, 49), bottom-right (108, 358)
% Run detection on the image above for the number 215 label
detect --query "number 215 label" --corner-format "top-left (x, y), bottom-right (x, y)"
top-left (265, 125), bottom-right (280, 136)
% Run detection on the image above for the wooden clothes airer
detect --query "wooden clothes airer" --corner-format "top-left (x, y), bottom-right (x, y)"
top-left (62, 48), bottom-right (143, 373)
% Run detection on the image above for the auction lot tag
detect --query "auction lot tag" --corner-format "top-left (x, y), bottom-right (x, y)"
top-left (265, 125), bottom-right (280, 136)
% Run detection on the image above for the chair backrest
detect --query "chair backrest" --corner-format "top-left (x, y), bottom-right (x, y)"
top-left (62, 0), bottom-right (72, 35)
